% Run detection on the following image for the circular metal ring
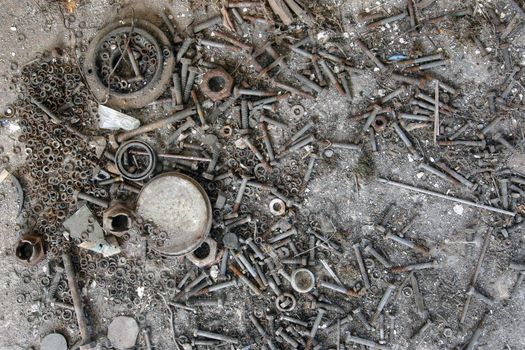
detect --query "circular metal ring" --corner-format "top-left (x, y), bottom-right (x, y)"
top-left (269, 198), bottom-right (286, 216)
top-left (83, 19), bottom-right (174, 109)
top-left (291, 105), bottom-right (305, 116)
top-left (115, 140), bottom-right (157, 181)
top-left (275, 293), bottom-right (296, 312)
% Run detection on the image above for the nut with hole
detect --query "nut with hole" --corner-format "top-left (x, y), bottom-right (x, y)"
top-left (269, 198), bottom-right (286, 216)
top-left (187, 237), bottom-right (218, 268)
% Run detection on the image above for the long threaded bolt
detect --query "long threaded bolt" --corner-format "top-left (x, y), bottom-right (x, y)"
top-left (353, 243), bottom-right (371, 289)
top-left (381, 86), bottom-right (405, 104)
top-left (234, 87), bottom-right (275, 97)
top-left (338, 73), bottom-right (353, 98)
top-left (346, 334), bottom-right (389, 350)
top-left (204, 279), bottom-right (237, 293)
top-left (229, 265), bottom-right (262, 295)
top-left (219, 249), bottom-right (229, 278)
top-left (243, 137), bottom-right (272, 171)
top-left (510, 262), bottom-right (525, 271)
top-left (192, 16), bottom-right (222, 33)
top-left (364, 245), bottom-right (392, 268)
top-left (303, 154), bottom-right (318, 187)
top-left (275, 327), bottom-right (299, 349)
top-left (411, 318), bottom-right (433, 339)
top-left (419, 163), bottom-right (461, 187)
top-left (46, 266), bottom-right (64, 302)
top-left (126, 47), bottom-right (143, 79)
top-left (398, 53), bottom-right (443, 66)
top-left (407, 60), bottom-right (447, 71)
top-left (511, 272), bottom-right (525, 298)
top-left (493, 133), bottom-right (516, 152)
top-left (252, 93), bottom-right (290, 106)
top-left (367, 11), bottom-right (408, 29)
top-left (481, 115), bottom-right (504, 136)
top-left (312, 61), bottom-right (327, 86)
top-left (268, 228), bottom-right (297, 243)
top-left (500, 178), bottom-right (510, 209)
top-left (362, 104), bottom-right (381, 132)
top-left (277, 135), bottom-right (315, 159)
top-left (176, 37), bottom-right (193, 62)
top-left (410, 273), bottom-right (428, 317)
top-left (244, 237), bottom-right (265, 260)
top-left (294, 73), bottom-right (324, 93)
top-left (241, 100), bottom-right (249, 130)
top-left (249, 313), bottom-right (268, 339)
top-left (355, 39), bottom-right (385, 70)
top-left (116, 107), bottom-right (195, 143)
top-left (435, 161), bottom-right (475, 189)
top-left (318, 60), bottom-right (345, 96)
top-left (393, 122), bottom-right (417, 155)
top-left (391, 260), bottom-right (438, 273)
top-left (391, 73), bottom-right (426, 87)
top-left (236, 251), bottom-right (258, 278)
top-left (438, 140), bottom-right (486, 147)
top-left (319, 280), bottom-right (359, 297)
top-left (142, 327), bottom-right (152, 350)
top-left (233, 176), bottom-right (249, 214)
top-left (212, 31), bottom-right (252, 52)
top-left (76, 192), bottom-right (109, 208)
top-left (172, 73), bottom-right (183, 105)
top-left (281, 315), bottom-right (309, 328)
top-left (180, 58), bottom-right (191, 88)
top-left (62, 253), bottom-right (91, 345)
top-left (466, 285), bottom-right (495, 306)
top-left (191, 90), bottom-right (208, 128)
top-left (259, 122), bottom-right (275, 162)
top-left (194, 330), bottom-right (239, 344)
top-left (279, 121), bottom-right (315, 152)
top-left (183, 67), bottom-right (198, 103)
top-left (371, 284), bottom-right (396, 323)
top-left (352, 307), bottom-right (374, 331)
top-left (200, 39), bottom-right (242, 52)
top-left (259, 115), bottom-right (289, 129)
top-left (306, 309), bottom-right (325, 349)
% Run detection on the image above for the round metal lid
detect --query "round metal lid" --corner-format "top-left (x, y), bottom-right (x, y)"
top-left (136, 172), bottom-right (212, 256)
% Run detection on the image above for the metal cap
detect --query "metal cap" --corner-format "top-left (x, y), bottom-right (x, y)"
top-left (136, 172), bottom-right (212, 256)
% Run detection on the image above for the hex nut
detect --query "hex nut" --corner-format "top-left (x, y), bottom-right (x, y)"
top-left (103, 202), bottom-right (134, 236)
top-left (15, 234), bottom-right (45, 267)
top-left (187, 237), bottom-right (218, 268)
top-left (373, 115), bottom-right (388, 133)
top-left (200, 68), bottom-right (234, 102)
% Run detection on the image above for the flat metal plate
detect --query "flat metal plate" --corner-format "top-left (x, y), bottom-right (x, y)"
top-left (41, 333), bottom-right (67, 350)
top-left (136, 172), bottom-right (212, 256)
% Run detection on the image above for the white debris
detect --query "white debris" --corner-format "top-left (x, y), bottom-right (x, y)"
top-left (453, 204), bottom-right (464, 215)
top-left (98, 105), bottom-right (140, 130)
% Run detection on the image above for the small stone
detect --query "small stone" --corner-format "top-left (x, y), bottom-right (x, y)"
top-left (108, 316), bottom-right (139, 350)
top-left (453, 204), bottom-right (464, 215)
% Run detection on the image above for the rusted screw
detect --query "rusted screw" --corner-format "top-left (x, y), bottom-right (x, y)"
top-left (183, 67), bottom-right (198, 103)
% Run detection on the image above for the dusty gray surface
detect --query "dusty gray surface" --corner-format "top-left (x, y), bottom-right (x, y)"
top-left (0, 0), bottom-right (524, 350)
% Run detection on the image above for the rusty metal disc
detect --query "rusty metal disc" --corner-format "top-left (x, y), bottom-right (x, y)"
top-left (136, 172), bottom-right (212, 256)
